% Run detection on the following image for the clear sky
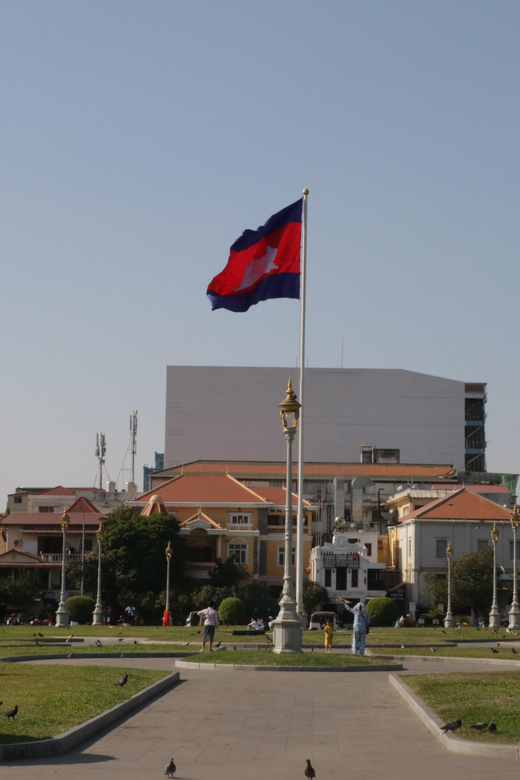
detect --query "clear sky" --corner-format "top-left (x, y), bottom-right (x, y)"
top-left (2, 1), bottom-right (519, 507)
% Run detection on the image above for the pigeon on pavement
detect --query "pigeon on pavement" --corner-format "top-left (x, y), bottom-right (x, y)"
top-left (304, 759), bottom-right (316, 779)
top-left (165, 757), bottom-right (176, 777)
top-left (1, 705), bottom-right (18, 720)
top-left (114, 674), bottom-right (128, 687)
top-left (440, 719), bottom-right (462, 733)
top-left (214, 641), bottom-right (221, 649)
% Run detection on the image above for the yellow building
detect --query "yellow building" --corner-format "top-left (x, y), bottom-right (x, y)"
top-left (131, 473), bottom-right (314, 587)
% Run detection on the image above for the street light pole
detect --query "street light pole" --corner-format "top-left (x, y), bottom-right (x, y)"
top-left (163, 541), bottom-right (172, 627)
top-left (489, 522), bottom-right (501, 628)
top-left (272, 379), bottom-right (303, 654)
top-left (55, 510), bottom-right (70, 628)
top-left (92, 521), bottom-right (104, 626)
top-left (444, 542), bottom-right (456, 628)
top-left (509, 506), bottom-right (520, 630)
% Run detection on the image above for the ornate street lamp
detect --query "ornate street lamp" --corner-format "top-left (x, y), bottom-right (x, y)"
top-left (509, 506), bottom-right (520, 629)
top-left (444, 542), bottom-right (456, 628)
top-left (272, 379), bottom-right (303, 654)
top-left (92, 521), bottom-right (104, 626)
top-left (55, 510), bottom-right (70, 628)
top-left (489, 522), bottom-right (501, 628)
top-left (163, 541), bottom-right (173, 627)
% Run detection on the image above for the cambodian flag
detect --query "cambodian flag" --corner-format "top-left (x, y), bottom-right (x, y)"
top-left (207, 198), bottom-right (303, 312)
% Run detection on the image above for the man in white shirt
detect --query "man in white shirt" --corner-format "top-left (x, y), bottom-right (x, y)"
top-left (197, 601), bottom-right (219, 651)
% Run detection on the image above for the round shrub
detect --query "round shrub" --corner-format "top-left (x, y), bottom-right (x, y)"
top-left (218, 597), bottom-right (246, 626)
top-left (365, 597), bottom-right (399, 627)
top-left (65, 596), bottom-right (96, 624)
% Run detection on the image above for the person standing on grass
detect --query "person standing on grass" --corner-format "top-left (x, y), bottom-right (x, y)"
top-left (197, 601), bottom-right (219, 651)
top-left (340, 600), bottom-right (370, 655)
top-left (324, 618), bottom-right (334, 653)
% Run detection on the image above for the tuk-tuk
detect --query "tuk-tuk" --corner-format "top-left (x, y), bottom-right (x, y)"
top-left (309, 611), bottom-right (340, 630)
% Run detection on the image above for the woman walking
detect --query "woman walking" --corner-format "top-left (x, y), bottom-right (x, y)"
top-left (340, 600), bottom-right (370, 655)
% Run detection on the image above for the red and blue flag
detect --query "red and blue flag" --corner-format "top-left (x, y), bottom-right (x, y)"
top-left (207, 198), bottom-right (302, 313)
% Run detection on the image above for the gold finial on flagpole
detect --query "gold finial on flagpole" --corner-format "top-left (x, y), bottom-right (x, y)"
top-left (303, 189), bottom-right (309, 195)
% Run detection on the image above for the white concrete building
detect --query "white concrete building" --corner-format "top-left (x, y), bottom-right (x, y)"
top-left (165, 367), bottom-right (486, 472)
top-left (309, 519), bottom-right (386, 607)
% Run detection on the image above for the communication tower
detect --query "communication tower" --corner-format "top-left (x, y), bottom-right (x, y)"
top-left (95, 433), bottom-right (106, 490)
top-left (130, 410), bottom-right (138, 485)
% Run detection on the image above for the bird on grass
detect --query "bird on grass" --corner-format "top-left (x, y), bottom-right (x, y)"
top-left (401, 644), bottom-right (406, 649)
top-left (492, 628), bottom-right (499, 635)
top-left (67, 653), bottom-right (74, 658)
top-left (304, 758), bottom-right (316, 779)
top-left (38, 632), bottom-right (44, 637)
top-left (440, 719), bottom-right (462, 733)
top-left (182, 641), bottom-right (190, 647)
top-left (134, 640), bottom-right (138, 645)
top-left (164, 757), bottom-right (176, 777)
top-left (95, 640), bottom-right (102, 647)
top-left (491, 648), bottom-right (499, 654)
top-left (430, 647), bottom-right (436, 652)
top-left (114, 674), bottom-right (128, 687)
top-left (471, 719), bottom-right (494, 731)
top-left (1, 705), bottom-right (18, 720)
top-left (512, 647), bottom-right (517, 654)
top-left (488, 720), bottom-right (497, 733)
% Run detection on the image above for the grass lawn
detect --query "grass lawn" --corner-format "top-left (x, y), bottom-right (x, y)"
top-left (0, 664), bottom-right (168, 744)
top-left (405, 671), bottom-right (520, 743)
top-left (373, 646), bottom-right (520, 660)
top-left (0, 642), bottom-right (193, 658)
top-left (193, 648), bottom-right (389, 666)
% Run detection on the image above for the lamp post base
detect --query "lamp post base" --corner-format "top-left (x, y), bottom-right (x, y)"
top-left (272, 597), bottom-right (303, 654)
top-left (55, 601), bottom-right (69, 628)
top-left (489, 605), bottom-right (501, 628)
top-left (508, 601), bottom-right (520, 630)
top-left (444, 612), bottom-right (457, 628)
top-left (92, 603), bottom-right (103, 626)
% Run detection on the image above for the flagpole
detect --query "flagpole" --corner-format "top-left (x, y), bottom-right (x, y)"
top-left (296, 188), bottom-right (309, 620)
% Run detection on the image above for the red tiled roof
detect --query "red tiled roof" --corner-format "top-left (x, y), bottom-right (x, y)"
top-left (431, 484), bottom-right (510, 495)
top-left (136, 474), bottom-right (269, 504)
top-left (159, 460), bottom-right (455, 480)
top-left (38, 486), bottom-right (77, 496)
top-left (0, 550), bottom-right (41, 561)
top-left (400, 489), bottom-right (511, 522)
top-left (249, 486), bottom-right (310, 508)
top-left (0, 563), bottom-right (61, 569)
top-left (67, 496), bottom-right (101, 513)
top-left (1, 512), bottom-right (106, 527)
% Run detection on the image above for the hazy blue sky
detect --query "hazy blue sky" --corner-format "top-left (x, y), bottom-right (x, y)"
top-left (2, 2), bottom-right (519, 507)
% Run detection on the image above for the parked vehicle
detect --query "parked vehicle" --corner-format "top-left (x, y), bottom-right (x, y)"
top-left (309, 611), bottom-right (340, 631)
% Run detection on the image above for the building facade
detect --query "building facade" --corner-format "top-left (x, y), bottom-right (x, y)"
top-left (165, 366), bottom-right (487, 472)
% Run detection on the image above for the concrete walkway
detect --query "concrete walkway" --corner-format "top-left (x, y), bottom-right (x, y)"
top-left (3, 655), bottom-right (520, 779)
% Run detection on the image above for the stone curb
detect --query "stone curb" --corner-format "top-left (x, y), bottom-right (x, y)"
top-left (175, 659), bottom-right (403, 672)
top-left (369, 653), bottom-right (520, 666)
top-left (389, 673), bottom-right (520, 759)
top-left (1, 653), bottom-right (191, 662)
top-left (0, 670), bottom-right (180, 762)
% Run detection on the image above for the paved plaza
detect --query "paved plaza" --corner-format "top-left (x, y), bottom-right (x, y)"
top-left (2, 653), bottom-right (520, 779)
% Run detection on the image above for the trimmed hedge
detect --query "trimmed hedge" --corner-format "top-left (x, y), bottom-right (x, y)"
top-left (65, 596), bottom-right (96, 624)
top-left (365, 597), bottom-right (399, 627)
top-left (218, 597), bottom-right (246, 626)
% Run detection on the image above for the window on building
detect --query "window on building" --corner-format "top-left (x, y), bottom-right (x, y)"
top-left (477, 540), bottom-right (489, 550)
top-left (408, 538), bottom-right (412, 557)
top-left (277, 547), bottom-right (295, 567)
top-left (509, 541), bottom-right (520, 560)
top-left (365, 543), bottom-right (372, 556)
top-left (230, 514), bottom-right (251, 525)
top-left (14, 496), bottom-right (22, 504)
top-left (436, 539), bottom-right (448, 559)
top-left (351, 568), bottom-right (359, 588)
top-left (336, 567), bottom-right (347, 590)
top-left (324, 569), bottom-right (332, 587)
top-left (228, 543), bottom-right (247, 564)
top-left (38, 506), bottom-right (55, 513)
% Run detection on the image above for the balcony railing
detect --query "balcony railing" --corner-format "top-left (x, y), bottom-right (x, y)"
top-left (39, 553), bottom-right (82, 563)
top-left (267, 525), bottom-right (308, 534)
top-left (185, 562), bottom-right (216, 573)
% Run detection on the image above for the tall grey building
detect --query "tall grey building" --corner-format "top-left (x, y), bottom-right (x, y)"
top-left (164, 367), bottom-right (486, 472)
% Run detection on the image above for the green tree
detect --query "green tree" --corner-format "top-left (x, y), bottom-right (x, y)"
top-left (422, 571), bottom-right (448, 607)
top-left (0, 571), bottom-right (42, 609)
top-left (100, 506), bottom-right (187, 618)
top-left (66, 554), bottom-right (110, 599)
top-left (365, 597), bottom-right (399, 626)
top-left (451, 547), bottom-right (495, 615)
top-left (208, 557), bottom-right (249, 589)
top-left (302, 580), bottom-right (329, 616)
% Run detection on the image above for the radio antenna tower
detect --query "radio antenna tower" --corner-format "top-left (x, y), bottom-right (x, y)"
top-left (95, 433), bottom-right (106, 490)
top-left (130, 410), bottom-right (138, 485)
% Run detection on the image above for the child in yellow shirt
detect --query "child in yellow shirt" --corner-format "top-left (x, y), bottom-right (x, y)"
top-left (324, 619), bottom-right (334, 653)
